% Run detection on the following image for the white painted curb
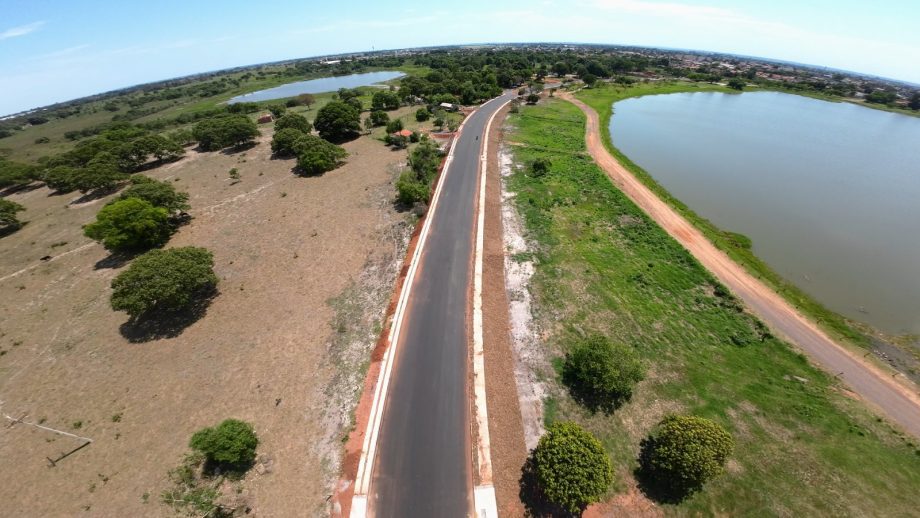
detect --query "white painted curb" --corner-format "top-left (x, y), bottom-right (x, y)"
top-left (471, 96), bottom-right (511, 518)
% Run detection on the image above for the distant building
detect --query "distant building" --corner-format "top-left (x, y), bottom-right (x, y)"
top-left (391, 129), bottom-right (413, 138)
top-left (257, 114), bottom-right (273, 124)
top-left (439, 102), bottom-right (458, 112)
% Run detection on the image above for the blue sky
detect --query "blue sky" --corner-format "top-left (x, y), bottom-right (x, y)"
top-left (1, 0), bottom-right (918, 115)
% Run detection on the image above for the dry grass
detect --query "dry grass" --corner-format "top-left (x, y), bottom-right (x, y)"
top-left (0, 128), bottom-right (411, 516)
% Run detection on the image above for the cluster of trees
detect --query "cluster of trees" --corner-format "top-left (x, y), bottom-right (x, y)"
top-left (395, 139), bottom-right (442, 206)
top-left (192, 114), bottom-right (260, 151)
top-left (83, 175), bottom-right (189, 253)
top-left (35, 126), bottom-right (186, 195)
top-left (269, 112), bottom-right (348, 175)
top-left (0, 157), bottom-right (39, 190)
top-left (371, 91), bottom-right (401, 111)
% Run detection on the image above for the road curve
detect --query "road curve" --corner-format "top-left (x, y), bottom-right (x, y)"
top-left (369, 92), bottom-right (517, 517)
top-left (561, 92), bottom-right (920, 438)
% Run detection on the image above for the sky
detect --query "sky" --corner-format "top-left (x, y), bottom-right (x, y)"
top-left (1, 0), bottom-right (919, 115)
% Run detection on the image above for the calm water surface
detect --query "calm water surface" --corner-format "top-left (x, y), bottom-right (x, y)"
top-left (610, 91), bottom-right (920, 334)
top-left (228, 71), bottom-right (404, 103)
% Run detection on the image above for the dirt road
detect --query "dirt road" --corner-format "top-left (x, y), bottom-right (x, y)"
top-left (561, 92), bottom-right (920, 438)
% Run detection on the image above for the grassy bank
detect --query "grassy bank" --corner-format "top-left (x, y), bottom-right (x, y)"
top-left (575, 82), bottom-right (869, 347)
top-left (505, 98), bottom-right (920, 515)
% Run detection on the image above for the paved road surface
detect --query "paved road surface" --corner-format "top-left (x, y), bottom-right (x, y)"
top-left (370, 92), bottom-right (517, 517)
top-left (563, 92), bottom-right (920, 438)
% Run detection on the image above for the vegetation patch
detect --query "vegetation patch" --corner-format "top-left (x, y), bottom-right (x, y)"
top-left (506, 98), bottom-right (920, 514)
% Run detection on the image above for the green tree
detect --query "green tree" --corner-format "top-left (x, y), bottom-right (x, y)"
top-left (274, 113), bottom-right (312, 134)
top-left (0, 157), bottom-right (38, 189)
top-left (385, 119), bottom-right (404, 134)
top-left (84, 198), bottom-right (171, 252)
top-left (266, 104), bottom-right (286, 118)
top-left (371, 91), bottom-right (401, 111)
top-left (0, 199), bottom-right (26, 236)
top-left (908, 92), bottom-right (920, 110)
top-left (296, 134), bottom-right (348, 175)
top-left (369, 110), bottom-right (390, 127)
top-left (193, 115), bottom-right (260, 151)
top-left (415, 108), bottom-right (431, 122)
top-left (110, 246), bottom-right (218, 318)
top-left (727, 78), bottom-right (746, 90)
top-left (582, 73), bottom-right (598, 87)
top-left (640, 415), bottom-right (734, 497)
top-left (531, 422), bottom-right (613, 514)
top-left (271, 127), bottom-right (308, 156)
top-left (526, 93), bottom-right (540, 105)
top-left (313, 101), bottom-right (361, 141)
top-left (71, 153), bottom-right (129, 193)
top-left (298, 93), bottom-right (315, 109)
top-left (190, 419), bottom-right (259, 472)
top-left (115, 175), bottom-right (190, 213)
top-left (562, 335), bottom-right (644, 412)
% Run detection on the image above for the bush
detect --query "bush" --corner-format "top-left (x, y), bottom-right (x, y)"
top-left (110, 246), bottom-right (217, 318)
top-left (295, 134), bottom-right (347, 175)
top-left (189, 419), bottom-right (259, 472)
top-left (0, 157), bottom-right (39, 189)
top-left (115, 175), bottom-right (190, 213)
top-left (267, 104), bottom-right (286, 118)
top-left (369, 110), bottom-right (389, 127)
top-left (415, 108), bottom-right (431, 122)
top-left (274, 113), bottom-right (312, 134)
top-left (639, 415), bottom-right (734, 498)
top-left (531, 422), bottom-right (613, 514)
top-left (396, 170), bottom-right (429, 205)
top-left (562, 334), bottom-right (644, 412)
top-left (271, 127), bottom-right (308, 156)
top-left (84, 198), bottom-right (171, 252)
top-left (313, 101), bottom-right (361, 141)
top-left (526, 93), bottom-right (540, 104)
top-left (530, 157), bottom-right (551, 177)
top-left (0, 199), bottom-right (26, 236)
top-left (385, 118), bottom-right (404, 134)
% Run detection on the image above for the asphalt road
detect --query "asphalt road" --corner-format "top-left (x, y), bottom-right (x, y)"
top-left (369, 92), bottom-right (517, 517)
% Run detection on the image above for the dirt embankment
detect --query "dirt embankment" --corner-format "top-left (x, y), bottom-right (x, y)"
top-left (559, 91), bottom-right (920, 439)
top-left (0, 129), bottom-right (411, 516)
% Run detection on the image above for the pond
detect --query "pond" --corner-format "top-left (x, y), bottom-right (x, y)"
top-left (609, 91), bottom-right (920, 335)
top-left (228, 71), bottom-right (404, 104)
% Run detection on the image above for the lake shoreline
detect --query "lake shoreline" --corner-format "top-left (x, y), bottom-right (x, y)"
top-left (575, 82), bottom-right (920, 382)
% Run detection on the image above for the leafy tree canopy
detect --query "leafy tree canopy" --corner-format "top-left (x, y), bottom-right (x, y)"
top-left (110, 246), bottom-right (218, 318)
top-left (532, 421), bottom-right (613, 514)
top-left (84, 198), bottom-right (171, 252)
top-left (313, 101), bottom-right (361, 142)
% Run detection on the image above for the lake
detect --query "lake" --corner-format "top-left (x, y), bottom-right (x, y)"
top-left (609, 91), bottom-right (920, 335)
top-left (228, 71), bottom-right (404, 104)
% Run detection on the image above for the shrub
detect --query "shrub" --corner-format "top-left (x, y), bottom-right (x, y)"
top-left (271, 127), bottom-right (308, 157)
top-left (415, 108), bottom-right (431, 122)
top-left (530, 157), bottom-right (551, 177)
top-left (110, 247), bottom-right (217, 318)
top-left (396, 171), bottom-right (429, 205)
top-left (84, 198), bottom-right (171, 252)
top-left (0, 199), bottom-right (26, 236)
top-left (115, 175), bottom-right (190, 213)
top-left (385, 119), bottom-right (404, 134)
top-left (526, 93), bottom-right (540, 104)
top-left (189, 419), bottom-right (259, 472)
top-left (386, 134), bottom-right (409, 149)
top-left (640, 415), bottom-right (734, 497)
top-left (274, 113), bottom-right (312, 134)
top-left (266, 103), bottom-right (286, 118)
top-left (313, 101), bottom-right (361, 141)
top-left (562, 335), bottom-right (644, 412)
top-left (369, 110), bottom-right (389, 127)
top-left (295, 134), bottom-right (347, 175)
top-left (532, 421), bottom-right (613, 514)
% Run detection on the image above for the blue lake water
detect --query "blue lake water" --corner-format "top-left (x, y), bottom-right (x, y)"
top-left (609, 91), bottom-right (920, 334)
top-left (228, 71), bottom-right (404, 104)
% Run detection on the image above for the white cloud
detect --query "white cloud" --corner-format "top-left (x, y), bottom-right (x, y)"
top-left (0, 20), bottom-right (46, 40)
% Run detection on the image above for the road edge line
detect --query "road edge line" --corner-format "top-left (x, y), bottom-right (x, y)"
top-left (472, 97), bottom-right (511, 518)
top-left (349, 106), bottom-right (479, 518)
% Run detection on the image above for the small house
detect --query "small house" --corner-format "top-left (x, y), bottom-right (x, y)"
top-left (439, 102), bottom-right (458, 112)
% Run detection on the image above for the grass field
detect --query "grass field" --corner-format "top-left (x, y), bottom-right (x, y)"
top-left (504, 98), bottom-right (920, 515)
top-left (575, 82), bottom-right (872, 349)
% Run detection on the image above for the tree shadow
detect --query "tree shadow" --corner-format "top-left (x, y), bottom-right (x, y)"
top-left (219, 141), bottom-right (258, 155)
top-left (200, 456), bottom-right (255, 480)
top-left (561, 369), bottom-right (630, 415)
top-left (633, 437), bottom-right (695, 504)
top-left (94, 252), bottom-right (133, 270)
top-left (1, 182), bottom-right (44, 196)
top-left (322, 132), bottom-right (360, 145)
top-left (119, 288), bottom-right (217, 343)
top-left (69, 186), bottom-right (120, 205)
top-left (519, 453), bottom-right (581, 517)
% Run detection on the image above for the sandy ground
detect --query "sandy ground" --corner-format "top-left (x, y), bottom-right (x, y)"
top-left (0, 127), bottom-right (411, 516)
top-left (559, 91), bottom-right (920, 439)
top-left (480, 103), bottom-right (530, 517)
